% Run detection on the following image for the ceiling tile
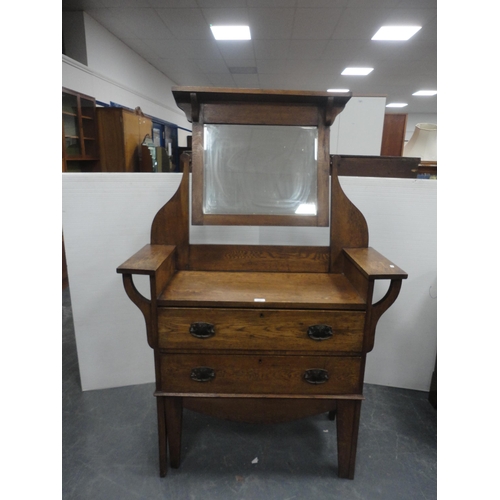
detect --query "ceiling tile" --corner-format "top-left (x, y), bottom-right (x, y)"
top-left (291, 8), bottom-right (343, 39)
top-left (109, 8), bottom-right (174, 40)
top-left (297, 0), bottom-right (347, 6)
top-left (248, 0), bottom-right (297, 6)
top-left (147, 0), bottom-right (198, 6)
top-left (383, 7), bottom-right (437, 26)
top-left (331, 8), bottom-right (392, 40)
top-left (180, 39), bottom-right (224, 59)
top-left (253, 40), bottom-right (290, 59)
top-left (63, 0), bottom-right (104, 9)
top-left (99, 0), bottom-right (150, 7)
top-left (394, 0), bottom-right (437, 10)
top-left (346, 0), bottom-right (399, 7)
top-left (121, 38), bottom-right (160, 59)
top-left (86, 8), bottom-right (137, 39)
top-left (396, 40), bottom-right (437, 61)
top-left (217, 41), bottom-right (255, 60)
top-left (247, 8), bottom-right (295, 39)
top-left (257, 74), bottom-right (291, 89)
top-left (416, 15), bottom-right (437, 41)
top-left (287, 40), bottom-right (328, 60)
top-left (195, 58), bottom-right (230, 73)
top-left (182, 74), bottom-right (215, 86)
top-left (256, 59), bottom-right (289, 75)
top-left (154, 58), bottom-right (202, 74)
top-left (315, 60), bottom-right (347, 76)
top-left (206, 73), bottom-right (237, 87)
top-left (197, 0), bottom-right (247, 8)
top-left (223, 59), bottom-right (257, 74)
top-left (201, 8), bottom-right (250, 25)
top-left (232, 73), bottom-right (260, 87)
top-left (142, 38), bottom-right (188, 59)
top-left (321, 40), bottom-right (367, 61)
top-left (156, 8), bottom-right (212, 39)
top-left (285, 59), bottom-right (324, 75)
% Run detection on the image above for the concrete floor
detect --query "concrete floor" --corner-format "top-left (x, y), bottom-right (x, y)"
top-left (62, 287), bottom-right (436, 499)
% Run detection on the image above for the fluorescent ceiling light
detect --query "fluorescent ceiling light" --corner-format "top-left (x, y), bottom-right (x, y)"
top-left (341, 67), bottom-right (373, 76)
top-left (210, 25), bottom-right (251, 40)
top-left (413, 90), bottom-right (437, 96)
top-left (327, 88), bottom-right (350, 93)
top-left (372, 26), bottom-right (421, 41)
top-left (386, 103), bottom-right (408, 108)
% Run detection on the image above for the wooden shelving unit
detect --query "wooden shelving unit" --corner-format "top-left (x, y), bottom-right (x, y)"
top-left (62, 88), bottom-right (100, 172)
top-left (97, 107), bottom-right (152, 172)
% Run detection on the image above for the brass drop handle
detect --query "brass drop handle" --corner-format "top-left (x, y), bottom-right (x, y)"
top-left (190, 367), bottom-right (216, 382)
top-left (190, 322), bottom-right (215, 339)
top-left (304, 369), bottom-right (329, 385)
top-left (307, 324), bottom-right (333, 341)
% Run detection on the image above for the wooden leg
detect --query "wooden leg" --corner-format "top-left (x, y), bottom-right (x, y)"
top-left (156, 397), bottom-right (167, 477)
top-left (336, 399), bottom-right (362, 479)
top-left (165, 396), bottom-right (183, 469)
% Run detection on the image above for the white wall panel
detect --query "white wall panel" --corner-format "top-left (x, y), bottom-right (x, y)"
top-left (330, 96), bottom-right (386, 155)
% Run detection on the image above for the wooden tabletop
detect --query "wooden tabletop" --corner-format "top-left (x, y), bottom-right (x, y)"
top-left (158, 271), bottom-right (366, 310)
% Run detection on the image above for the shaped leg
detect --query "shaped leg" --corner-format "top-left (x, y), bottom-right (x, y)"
top-left (165, 397), bottom-right (183, 469)
top-left (156, 397), bottom-right (167, 477)
top-left (336, 399), bottom-right (362, 479)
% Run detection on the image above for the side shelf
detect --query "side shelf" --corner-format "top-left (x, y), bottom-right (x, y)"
top-left (343, 247), bottom-right (408, 280)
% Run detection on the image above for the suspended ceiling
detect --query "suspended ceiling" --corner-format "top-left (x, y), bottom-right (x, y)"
top-left (62, 0), bottom-right (437, 115)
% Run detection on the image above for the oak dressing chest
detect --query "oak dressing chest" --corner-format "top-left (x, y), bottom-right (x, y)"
top-left (117, 87), bottom-right (407, 479)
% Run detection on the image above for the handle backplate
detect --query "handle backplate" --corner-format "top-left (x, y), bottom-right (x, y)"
top-left (190, 322), bottom-right (215, 339)
top-left (190, 366), bottom-right (216, 382)
top-left (307, 324), bottom-right (333, 341)
top-left (304, 368), bottom-right (329, 385)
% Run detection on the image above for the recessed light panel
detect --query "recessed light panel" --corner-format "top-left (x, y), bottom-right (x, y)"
top-left (341, 67), bottom-right (373, 76)
top-left (386, 103), bottom-right (408, 108)
top-left (327, 88), bottom-right (350, 93)
top-left (210, 25), bottom-right (251, 40)
top-left (413, 90), bottom-right (437, 96)
top-left (372, 26), bottom-right (422, 41)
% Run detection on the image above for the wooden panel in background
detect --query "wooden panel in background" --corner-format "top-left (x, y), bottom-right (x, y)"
top-left (381, 113), bottom-right (407, 156)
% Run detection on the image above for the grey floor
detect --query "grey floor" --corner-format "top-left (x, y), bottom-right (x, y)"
top-left (63, 287), bottom-right (437, 500)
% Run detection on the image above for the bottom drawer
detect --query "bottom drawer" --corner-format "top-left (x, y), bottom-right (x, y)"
top-left (160, 354), bottom-right (362, 395)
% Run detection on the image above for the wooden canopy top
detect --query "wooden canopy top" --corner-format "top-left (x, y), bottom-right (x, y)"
top-left (172, 86), bottom-right (353, 123)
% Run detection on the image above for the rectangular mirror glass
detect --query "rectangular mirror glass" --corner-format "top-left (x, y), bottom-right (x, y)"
top-left (203, 124), bottom-right (318, 216)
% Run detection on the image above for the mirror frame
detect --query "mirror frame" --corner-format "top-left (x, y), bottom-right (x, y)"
top-left (172, 87), bottom-right (351, 227)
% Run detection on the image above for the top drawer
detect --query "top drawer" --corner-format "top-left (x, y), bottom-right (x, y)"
top-left (158, 308), bottom-right (365, 353)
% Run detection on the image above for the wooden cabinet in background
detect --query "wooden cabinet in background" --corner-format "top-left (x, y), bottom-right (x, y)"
top-left (62, 88), bottom-right (100, 172)
top-left (97, 107), bottom-right (152, 172)
top-left (381, 113), bottom-right (407, 156)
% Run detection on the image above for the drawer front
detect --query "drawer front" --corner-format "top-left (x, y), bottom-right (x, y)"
top-left (160, 354), bottom-right (362, 395)
top-left (158, 308), bottom-right (365, 352)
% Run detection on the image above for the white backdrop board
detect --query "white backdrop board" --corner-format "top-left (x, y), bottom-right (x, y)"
top-left (62, 173), bottom-right (436, 392)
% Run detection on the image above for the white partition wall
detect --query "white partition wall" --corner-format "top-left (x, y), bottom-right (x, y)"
top-left (63, 173), bottom-right (436, 392)
top-left (330, 96), bottom-right (386, 155)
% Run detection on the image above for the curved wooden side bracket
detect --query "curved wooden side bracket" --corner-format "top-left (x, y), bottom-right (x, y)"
top-left (150, 154), bottom-right (190, 268)
top-left (330, 156), bottom-right (369, 273)
top-left (365, 279), bottom-right (403, 352)
top-left (122, 274), bottom-right (154, 347)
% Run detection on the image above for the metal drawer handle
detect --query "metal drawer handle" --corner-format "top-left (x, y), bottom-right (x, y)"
top-left (190, 367), bottom-right (215, 382)
top-left (307, 324), bottom-right (333, 341)
top-left (304, 369), bottom-right (329, 385)
top-left (189, 322), bottom-right (215, 339)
